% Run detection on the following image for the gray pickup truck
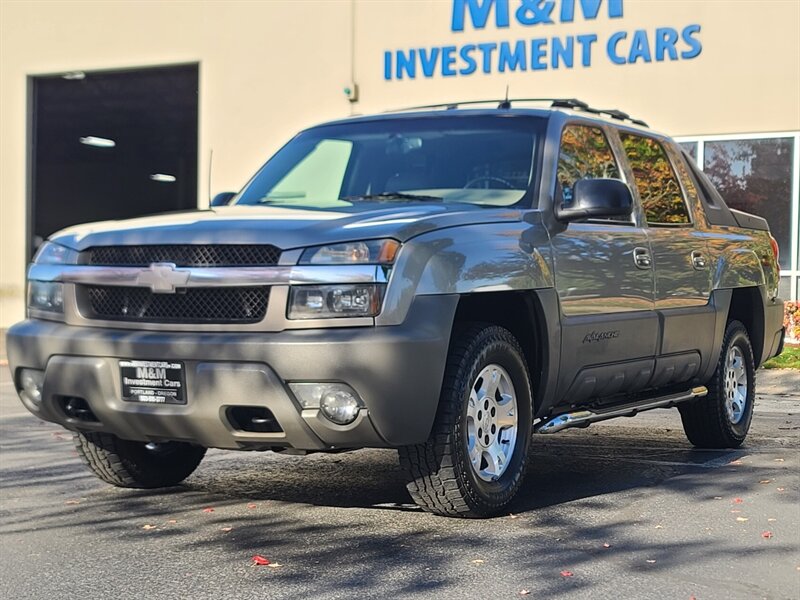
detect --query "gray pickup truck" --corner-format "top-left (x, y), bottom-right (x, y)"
top-left (7, 99), bottom-right (785, 517)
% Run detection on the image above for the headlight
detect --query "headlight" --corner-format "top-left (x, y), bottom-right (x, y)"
top-left (288, 284), bottom-right (385, 319)
top-left (28, 281), bottom-right (64, 314)
top-left (300, 239), bottom-right (400, 265)
top-left (33, 241), bottom-right (78, 265)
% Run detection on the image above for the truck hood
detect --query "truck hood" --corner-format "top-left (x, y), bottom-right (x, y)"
top-left (49, 203), bottom-right (523, 251)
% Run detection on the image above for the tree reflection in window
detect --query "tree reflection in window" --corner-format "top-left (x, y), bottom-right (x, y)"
top-left (557, 125), bottom-right (620, 205)
top-left (621, 134), bottom-right (691, 225)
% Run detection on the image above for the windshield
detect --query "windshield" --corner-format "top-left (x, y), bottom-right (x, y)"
top-left (235, 116), bottom-right (541, 209)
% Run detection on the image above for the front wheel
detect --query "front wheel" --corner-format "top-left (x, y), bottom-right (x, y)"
top-left (679, 320), bottom-right (756, 448)
top-left (74, 432), bottom-right (206, 488)
top-left (399, 324), bottom-right (533, 517)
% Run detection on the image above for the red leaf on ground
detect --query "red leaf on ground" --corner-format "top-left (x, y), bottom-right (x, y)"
top-left (560, 570), bottom-right (574, 577)
top-left (762, 531), bottom-right (773, 539)
top-left (247, 503), bottom-right (257, 509)
top-left (202, 507), bottom-right (215, 513)
top-left (732, 498), bottom-right (743, 504)
top-left (252, 555), bottom-right (271, 566)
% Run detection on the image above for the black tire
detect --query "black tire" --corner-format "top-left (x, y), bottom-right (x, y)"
top-left (679, 320), bottom-right (756, 448)
top-left (73, 432), bottom-right (206, 488)
top-left (398, 324), bottom-right (533, 518)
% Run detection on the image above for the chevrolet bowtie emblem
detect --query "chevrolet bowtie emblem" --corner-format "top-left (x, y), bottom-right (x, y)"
top-left (136, 262), bottom-right (190, 293)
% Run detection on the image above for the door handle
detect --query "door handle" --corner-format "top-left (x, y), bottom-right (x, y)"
top-left (633, 247), bottom-right (652, 269)
top-left (691, 250), bottom-right (707, 270)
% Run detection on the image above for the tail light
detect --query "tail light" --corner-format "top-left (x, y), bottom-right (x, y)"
top-left (769, 235), bottom-right (780, 266)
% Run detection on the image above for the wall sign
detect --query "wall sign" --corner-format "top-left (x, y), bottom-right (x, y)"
top-left (383, 0), bottom-right (702, 80)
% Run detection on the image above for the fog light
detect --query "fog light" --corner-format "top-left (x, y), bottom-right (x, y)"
top-left (19, 369), bottom-right (44, 405)
top-left (289, 382), bottom-right (363, 425)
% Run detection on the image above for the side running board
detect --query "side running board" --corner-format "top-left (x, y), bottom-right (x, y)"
top-left (534, 386), bottom-right (708, 434)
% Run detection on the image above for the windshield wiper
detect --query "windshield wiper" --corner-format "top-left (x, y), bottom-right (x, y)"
top-left (340, 192), bottom-right (443, 203)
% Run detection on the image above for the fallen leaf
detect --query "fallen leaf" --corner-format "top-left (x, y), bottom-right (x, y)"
top-left (759, 480), bottom-right (771, 484)
top-left (471, 559), bottom-right (485, 565)
top-left (646, 559), bottom-right (656, 564)
top-left (247, 503), bottom-right (257, 509)
top-left (602, 543), bottom-right (611, 548)
top-left (713, 496), bottom-right (723, 500)
top-left (221, 527), bottom-right (233, 532)
top-left (267, 563), bottom-right (283, 569)
top-left (729, 460), bottom-right (743, 465)
top-left (768, 518), bottom-right (777, 522)
top-left (65, 500), bottom-right (80, 505)
top-left (654, 525), bottom-right (664, 529)
top-left (142, 524), bottom-right (157, 530)
top-left (167, 519), bottom-right (178, 524)
top-left (774, 458), bottom-right (785, 462)
top-left (731, 509), bottom-right (741, 513)
top-left (776, 487), bottom-right (785, 492)
top-left (732, 498), bottom-right (743, 504)
top-left (509, 513), bottom-right (519, 519)
top-left (252, 555), bottom-right (271, 566)
top-left (519, 590), bottom-right (531, 596)
top-left (560, 570), bottom-right (574, 577)
top-left (736, 517), bottom-right (749, 522)
top-left (202, 507), bottom-right (215, 513)
top-left (762, 531), bottom-right (773, 539)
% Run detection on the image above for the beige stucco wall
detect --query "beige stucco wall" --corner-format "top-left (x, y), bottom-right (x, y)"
top-left (1, 0), bottom-right (799, 328)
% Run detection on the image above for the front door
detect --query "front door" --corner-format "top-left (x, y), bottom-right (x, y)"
top-left (550, 124), bottom-right (657, 405)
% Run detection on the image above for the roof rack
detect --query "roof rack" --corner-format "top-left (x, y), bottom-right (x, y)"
top-left (385, 98), bottom-right (648, 128)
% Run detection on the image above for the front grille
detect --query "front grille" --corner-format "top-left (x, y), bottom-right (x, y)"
top-left (82, 286), bottom-right (270, 324)
top-left (85, 245), bottom-right (281, 267)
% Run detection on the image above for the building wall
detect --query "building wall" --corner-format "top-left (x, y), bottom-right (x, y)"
top-left (1, 0), bottom-right (799, 328)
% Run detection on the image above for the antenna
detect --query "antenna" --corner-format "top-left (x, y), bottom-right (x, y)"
top-left (498, 85), bottom-right (511, 109)
top-left (207, 149), bottom-right (213, 206)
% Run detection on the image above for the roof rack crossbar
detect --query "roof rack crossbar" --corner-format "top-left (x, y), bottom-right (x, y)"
top-left (384, 98), bottom-right (649, 127)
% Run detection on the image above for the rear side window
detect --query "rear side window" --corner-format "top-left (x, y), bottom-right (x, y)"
top-left (557, 125), bottom-right (621, 205)
top-left (620, 133), bottom-right (691, 225)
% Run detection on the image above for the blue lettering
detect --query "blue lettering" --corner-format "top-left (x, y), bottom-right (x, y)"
top-left (530, 38), bottom-right (547, 69)
top-left (681, 24), bottom-right (703, 59)
top-left (560, 0), bottom-right (623, 22)
top-left (498, 40), bottom-right (527, 71)
top-left (606, 31), bottom-right (626, 64)
top-left (451, 0), bottom-right (509, 32)
top-left (384, 51), bottom-right (392, 80)
top-left (655, 27), bottom-right (678, 61)
top-left (477, 42), bottom-right (498, 72)
top-left (419, 47), bottom-right (440, 77)
top-left (628, 29), bottom-right (651, 63)
top-left (459, 44), bottom-right (478, 75)
top-left (442, 46), bottom-right (457, 76)
top-left (396, 49), bottom-right (417, 79)
top-left (515, 0), bottom-right (555, 26)
top-left (576, 34), bottom-right (597, 66)
top-left (551, 36), bottom-right (574, 68)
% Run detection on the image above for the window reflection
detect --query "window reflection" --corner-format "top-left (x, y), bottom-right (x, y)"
top-left (703, 138), bottom-right (794, 269)
top-left (678, 142), bottom-right (698, 160)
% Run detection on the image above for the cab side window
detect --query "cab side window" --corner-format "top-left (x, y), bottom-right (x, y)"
top-left (620, 133), bottom-right (691, 225)
top-left (557, 125), bottom-right (621, 206)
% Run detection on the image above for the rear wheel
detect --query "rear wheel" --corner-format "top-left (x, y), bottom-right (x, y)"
top-left (679, 320), bottom-right (755, 448)
top-left (399, 324), bottom-right (533, 517)
top-left (74, 431), bottom-right (206, 488)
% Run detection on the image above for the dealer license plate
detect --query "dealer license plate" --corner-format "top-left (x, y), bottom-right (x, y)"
top-left (120, 360), bottom-right (186, 405)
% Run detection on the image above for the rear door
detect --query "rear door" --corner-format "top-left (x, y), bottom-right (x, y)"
top-left (550, 124), bottom-right (658, 406)
top-left (616, 132), bottom-right (715, 388)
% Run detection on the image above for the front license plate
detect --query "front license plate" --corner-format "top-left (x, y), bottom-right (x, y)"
top-left (120, 360), bottom-right (186, 405)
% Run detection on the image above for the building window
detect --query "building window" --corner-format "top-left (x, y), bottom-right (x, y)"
top-left (675, 132), bottom-right (800, 302)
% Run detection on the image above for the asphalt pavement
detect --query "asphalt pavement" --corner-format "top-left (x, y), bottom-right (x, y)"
top-left (0, 366), bottom-right (798, 600)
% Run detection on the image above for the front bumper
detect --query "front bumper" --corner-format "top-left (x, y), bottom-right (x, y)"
top-left (6, 295), bottom-right (457, 450)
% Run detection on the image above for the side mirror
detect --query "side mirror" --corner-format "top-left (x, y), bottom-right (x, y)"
top-left (211, 191), bottom-right (236, 207)
top-left (556, 178), bottom-right (633, 221)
